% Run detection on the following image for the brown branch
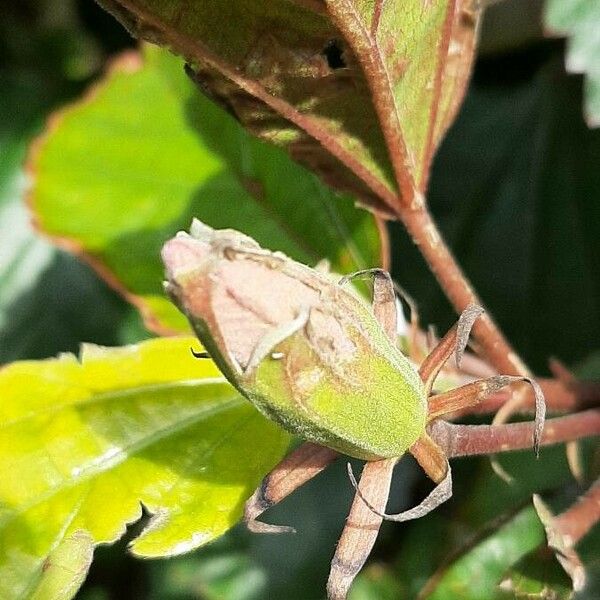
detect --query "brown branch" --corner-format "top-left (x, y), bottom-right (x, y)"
top-left (420, 0), bottom-right (457, 191)
top-left (554, 479), bottom-right (600, 545)
top-left (429, 409), bottom-right (600, 458)
top-left (330, 0), bottom-right (521, 378)
top-left (327, 0), bottom-right (417, 209)
top-left (396, 203), bottom-right (529, 377)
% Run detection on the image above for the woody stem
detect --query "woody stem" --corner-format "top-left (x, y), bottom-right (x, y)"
top-left (452, 378), bottom-right (600, 418)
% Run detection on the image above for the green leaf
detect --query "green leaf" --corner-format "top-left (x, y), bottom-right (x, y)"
top-left (149, 456), bottom-right (365, 600)
top-left (385, 448), bottom-right (577, 599)
top-left (95, 0), bottom-right (397, 212)
top-left (94, 0), bottom-right (480, 212)
top-left (0, 69), bottom-right (137, 363)
top-left (29, 45), bottom-right (386, 333)
top-left (544, 0), bottom-right (600, 128)
top-left (423, 506), bottom-right (545, 600)
top-left (325, 0), bottom-right (480, 193)
top-left (500, 546), bottom-right (573, 599)
top-left (149, 542), bottom-right (266, 600)
top-left (0, 336), bottom-right (290, 599)
top-left (349, 564), bottom-right (403, 600)
top-left (0, 197), bottom-right (137, 363)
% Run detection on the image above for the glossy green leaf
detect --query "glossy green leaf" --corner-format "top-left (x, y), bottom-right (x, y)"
top-left (545, 0), bottom-right (600, 127)
top-left (0, 336), bottom-right (290, 599)
top-left (29, 45), bottom-right (386, 334)
top-left (424, 506), bottom-right (545, 600)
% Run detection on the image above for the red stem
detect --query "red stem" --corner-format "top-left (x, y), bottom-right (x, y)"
top-left (430, 409), bottom-right (600, 458)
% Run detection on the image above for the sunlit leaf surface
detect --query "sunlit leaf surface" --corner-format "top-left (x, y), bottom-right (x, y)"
top-left (95, 0), bottom-right (397, 210)
top-left (0, 337), bottom-right (290, 598)
top-left (325, 0), bottom-right (480, 193)
top-left (29, 45), bottom-right (385, 334)
top-left (29, 531), bottom-right (94, 600)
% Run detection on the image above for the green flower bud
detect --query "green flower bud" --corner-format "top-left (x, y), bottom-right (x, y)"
top-left (162, 220), bottom-right (426, 460)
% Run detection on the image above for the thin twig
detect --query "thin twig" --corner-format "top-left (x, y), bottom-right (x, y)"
top-left (554, 478), bottom-right (600, 545)
top-left (429, 409), bottom-right (600, 458)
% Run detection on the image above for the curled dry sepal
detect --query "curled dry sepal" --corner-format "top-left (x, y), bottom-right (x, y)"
top-left (533, 479), bottom-right (600, 593)
top-left (161, 219), bottom-right (546, 600)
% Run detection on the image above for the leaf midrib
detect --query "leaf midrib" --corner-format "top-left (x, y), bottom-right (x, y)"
top-left (0, 376), bottom-right (230, 430)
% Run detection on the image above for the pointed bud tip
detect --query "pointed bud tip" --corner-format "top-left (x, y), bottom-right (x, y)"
top-left (161, 236), bottom-right (208, 280)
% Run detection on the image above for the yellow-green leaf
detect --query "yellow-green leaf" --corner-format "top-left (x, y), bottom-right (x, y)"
top-left (0, 337), bottom-right (290, 599)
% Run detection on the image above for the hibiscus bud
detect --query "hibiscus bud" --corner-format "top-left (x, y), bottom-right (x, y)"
top-left (162, 220), bottom-right (426, 460)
